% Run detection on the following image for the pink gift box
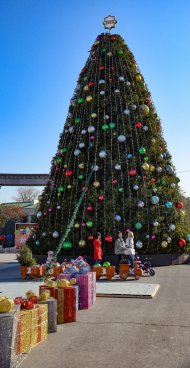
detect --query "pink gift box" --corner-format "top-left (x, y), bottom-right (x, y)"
top-left (76, 272), bottom-right (96, 309)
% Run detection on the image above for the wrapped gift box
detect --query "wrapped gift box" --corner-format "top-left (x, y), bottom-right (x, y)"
top-left (76, 272), bottom-right (96, 309)
top-left (57, 287), bottom-right (76, 324)
top-left (39, 285), bottom-right (58, 300)
top-left (73, 284), bottom-right (80, 311)
top-left (17, 304), bottom-right (48, 354)
top-left (39, 298), bottom-right (57, 333)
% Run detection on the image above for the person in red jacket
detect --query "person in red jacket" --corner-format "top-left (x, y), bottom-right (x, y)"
top-left (93, 232), bottom-right (103, 264)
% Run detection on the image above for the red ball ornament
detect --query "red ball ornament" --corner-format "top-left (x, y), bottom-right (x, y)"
top-left (0, 235), bottom-right (6, 241)
top-left (105, 235), bottom-right (113, 243)
top-left (178, 238), bottom-right (186, 247)
top-left (112, 179), bottom-right (118, 185)
top-left (82, 223), bottom-right (86, 227)
top-left (98, 195), bottom-right (104, 201)
top-left (150, 178), bottom-right (156, 183)
top-left (176, 201), bottom-right (183, 209)
top-left (82, 67), bottom-right (87, 73)
top-left (144, 98), bottom-right (152, 106)
top-left (88, 235), bottom-right (94, 241)
top-left (55, 167), bottom-right (60, 171)
top-left (43, 211), bottom-right (47, 216)
top-left (111, 36), bottom-right (116, 41)
top-left (142, 176), bottom-right (147, 180)
top-left (88, 82), bottom-right (94, 87)
top-left (65, 170), bottom-right (73, 177)
top-left (129, 169), bottom-right (136, 176)
top-left (109, 78), bottom-right (113, 82)
top-left (135, 122), bottom-right (142, 128)
top-left (87, 204), bottom-right (93, 211)
top-left (99, 66), bottom-right (105, 70)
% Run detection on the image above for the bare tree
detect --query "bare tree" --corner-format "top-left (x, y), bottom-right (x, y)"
top-left (0, 204), bottom-right (25, 229)
top-left (12, 187), bottom-right (40, 202)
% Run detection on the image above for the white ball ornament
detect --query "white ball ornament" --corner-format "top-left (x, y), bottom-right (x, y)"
top-left (118, 135), bottom-right (126, 143)
top-left (115, 89), bottom-right (120, 93)
top-left (126, 81), bottom-right (131, 86)
top-left (131, 104), bottom-right (137, 110)
top-left (52, 231), bottom-right (59, 238)
top-left (74, 149), bottom-right (81, 156)
top-left (156, 166), bottom-right (162, 173)
top-left (79, 142), bottom-right (85, 149)
top-left (57, 205), bottom-right (61, 209)
top-left (119, 76), bottom-right (125, 81)
top-left (167, 236), bottom-right (172, 243)
top-left (92, 164), bottom-right (99, 172)
top-left (124, 109), bottom-right (130, 115)
top-left (169, 224), bottom-right (175, 231)
top-left (151, 196), bottom-right (159, 205)
top-left (115, 164), bottom-right (121, 170)
top-left (69, 126), bottom-right (75, 133)
top-left (143, 126), bottom-right (149, 132)
top-left (136, 240), bottom-right (143, 249)
top-left (153, 220), bottom-right (159, 227)
top-left (133, 185), bottom-right (139, 191)
top-left (88, 126), bottom-right (95, 133)
top-left (170, 183), bottom-right (176, 188)
top-left (104, 114), bottom-right (110, 120)
top-left (138, 201), bottom-right (145, 208)
top-left (99, 80), bottom-right (105, 84)
top-left (81, 129), bottom-right (87, 135)
top-left (100, 91), bottom-right (105, 95)
top-left (99, 151), bottom-right (107, 159)
top-left (42, 232), bottom-right (47, 237)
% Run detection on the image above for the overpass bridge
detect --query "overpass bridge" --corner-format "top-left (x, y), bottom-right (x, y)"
top-left (0, 173), bottom-right (49, 186)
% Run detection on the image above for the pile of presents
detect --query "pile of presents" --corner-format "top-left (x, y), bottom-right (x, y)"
top-left (0, 257), bottom-right (96, 367)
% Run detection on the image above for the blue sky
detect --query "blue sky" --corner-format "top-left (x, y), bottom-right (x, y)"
top-left (0, 0), bottom-right (190, 202)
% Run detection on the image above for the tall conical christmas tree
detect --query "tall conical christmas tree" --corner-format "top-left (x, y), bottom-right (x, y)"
top-left (29, 17), bottom-right (190, 256)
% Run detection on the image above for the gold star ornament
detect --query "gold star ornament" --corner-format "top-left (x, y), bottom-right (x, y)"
top-left (103, 15), bottom-right (117, 30)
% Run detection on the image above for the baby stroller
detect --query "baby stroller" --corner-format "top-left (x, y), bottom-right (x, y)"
top-left (135, 256), bottom-right (155, 276)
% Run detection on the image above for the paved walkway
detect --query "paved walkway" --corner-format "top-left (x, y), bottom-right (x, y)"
top-left (1, 264), bottom-right (190, 368)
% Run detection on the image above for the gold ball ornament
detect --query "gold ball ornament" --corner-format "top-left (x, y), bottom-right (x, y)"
top-left (151, 138), bottom-right (156, 143)
top-left (67, 185), bottom-right (72, 189)
top-left (107, 51), bottom-right (112, 57)
top-left (83, 85), bottom-right (89, 91)
top-left (91, 113), bottom-right (97, 118)
top-left (74, 223), bottom-right (80, 229)
top-left (78, 163), bottom-right (85, 169)
top-left (94, 41), bottom-right (99, 46)
top-left (140, 104), bottom-right (149, 116)
top-left (149, 165), bottom-right (155, 172)
top-left (64, 164), bottom-right (68, 168)
top-left (93, 180), bottom-right (101, 188)
top-left (161, 241), bottom-right (168, 248)
top-left (142, 163), bottom-right (150, 171)
top-left (86, 95), bottom-right (93, 102)
top-left (135, 74), bottom-right (142, 82)
top-left (79, 240), bottom-right (86, 248)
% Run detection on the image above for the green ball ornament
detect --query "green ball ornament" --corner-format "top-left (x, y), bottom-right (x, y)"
top-left (78, 175), bottom-right (84, 180)
top-left (61, 147), bottom-right (67, 153)
top-left (83, 76), bottom-right (87, 81)
top-left (75, 118), bottom-right (80, 124)
top-left (160, 180), bottom-right (167, 186)
top-left (94, 263), bottom-right (101, 267)
top-left (143, 156), bottom-right (149, 162)
top-left (118, 188), bottom-right (124, 193)
top-left (102, 48), bottom-right (106, 53)
top-left (63, 241), bottom-right (72, 250)
top-left (135, 222), bottom-right (142, 230)
top-left (58, 186), bottom-right (64, 192)
top-left (103, 262), bottom-right (111, 267)
top-left (117, 50), bottom-right (124, 55)
top-left (101, 124), bottom-right (109, 131)
top-left (86, 221), bottom-right (93, 228)
top-left (109, 122), bottom-right (116, 129)
top-left (139, 147), bottom-right (146, 155)
top-left (77, 98), bottom-right (84, 104)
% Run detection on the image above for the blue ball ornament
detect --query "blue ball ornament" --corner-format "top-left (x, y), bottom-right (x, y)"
top-left (151, 196), bottom-right (159, 205)
top-left (115, 215), bottom-right (121, 222)
top-left (127, 153), bottom-right (133, 159)
top-left (187, 234), bottom-right (190, 242)
top-left (133, 185), bottom-right (139, 191)
top-left (35, 240), bottom-right (40, 246)
top-left (165, 201), bottom-right (173, 209)
top-left (146, 234), bottom-right (150, 239)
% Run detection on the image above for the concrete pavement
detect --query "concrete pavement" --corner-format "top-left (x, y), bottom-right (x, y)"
top-left (0, 263), bottom-right (189, 368)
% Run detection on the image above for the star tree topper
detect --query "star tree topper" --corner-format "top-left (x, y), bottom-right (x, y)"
top-left (103, 15), bottom-right (117, 30)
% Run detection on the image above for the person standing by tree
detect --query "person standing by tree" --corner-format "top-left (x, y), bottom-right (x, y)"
top-left (114, 231), bottom-right (127, 269)
top-left (125, 230), bottom-right (135, 270)
top-left (93, 233), bottom-right (103, 264)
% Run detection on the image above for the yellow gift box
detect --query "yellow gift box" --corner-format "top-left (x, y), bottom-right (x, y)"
top-left (17, 304), bottom-right (48, 354)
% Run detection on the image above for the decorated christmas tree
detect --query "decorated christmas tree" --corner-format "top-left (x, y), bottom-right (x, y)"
top-left (29, 16), bottom-right (190, 257)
